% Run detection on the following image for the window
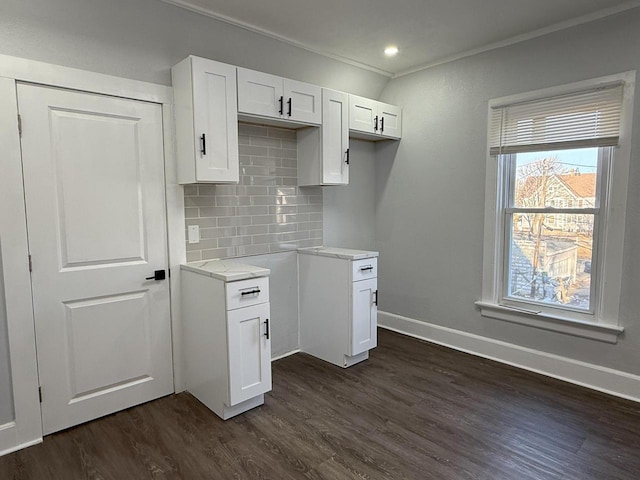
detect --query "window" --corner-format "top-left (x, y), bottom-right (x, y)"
top-left (478, 73), bottom-right (634, 342)
top-left (504, 146), bottom-right (604, 313)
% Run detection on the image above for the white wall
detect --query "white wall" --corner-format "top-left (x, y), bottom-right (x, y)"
top-left (323, 139), bottom-right (378, 251)
top-left (375, 9), bottom-right (640, 375)
top-left (0, 248), bottom-right (15, 425)
top-left (0, 0), bottom-right (388, 435)
top-left (0, 0), bottom-right (388, 97)
top-left (236, 252), bottom-right (300, 358)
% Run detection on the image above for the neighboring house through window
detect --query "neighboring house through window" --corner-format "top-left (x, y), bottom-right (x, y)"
top-left (478, 72), bottom-right (635, 342)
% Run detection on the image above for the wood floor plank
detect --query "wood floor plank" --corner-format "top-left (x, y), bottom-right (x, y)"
top-left (1, 329), bottom-right (639, 479)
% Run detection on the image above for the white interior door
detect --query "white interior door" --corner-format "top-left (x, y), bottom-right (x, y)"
top-left (17, 83), bottom-right (174, 435)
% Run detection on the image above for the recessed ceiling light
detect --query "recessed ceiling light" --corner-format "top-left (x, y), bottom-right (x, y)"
top-left (384, 46), bottom-right (399, 57)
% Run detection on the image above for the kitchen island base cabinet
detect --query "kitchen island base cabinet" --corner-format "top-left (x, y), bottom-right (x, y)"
top-left (298, 248), bottom-right (378, 368)
top-left (181, 265), bottom-right (271, 420)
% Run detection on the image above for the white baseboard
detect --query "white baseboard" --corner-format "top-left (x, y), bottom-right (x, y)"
top-left (378, 311), bottom-right (640, 404)
top-left (0, 421), bottom-right (42, 457)
top-left (271, 349), bottom-right (301, 362)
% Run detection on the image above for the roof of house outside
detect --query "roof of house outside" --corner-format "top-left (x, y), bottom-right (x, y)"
top-left (516, 171), bottom-right (596, 201)
top-left (557, 172), bottom-right (596, 198)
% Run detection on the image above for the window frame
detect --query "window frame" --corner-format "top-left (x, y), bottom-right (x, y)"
top-left (478, 72), bottom-right (635, 343)
top-left (498, 147), bottom-right (610, 320)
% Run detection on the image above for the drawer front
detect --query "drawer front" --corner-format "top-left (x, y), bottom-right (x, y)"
top-left (226, 277), bottom-right (270, 310)
top-left (352, 258), bottom-right (377, 282)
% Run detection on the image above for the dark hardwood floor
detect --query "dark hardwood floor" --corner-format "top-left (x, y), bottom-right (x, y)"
top-left (2, 328), bottom-right (640, 479)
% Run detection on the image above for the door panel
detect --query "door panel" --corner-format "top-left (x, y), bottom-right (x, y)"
top-left (285, 79), bottom-right (321, 125)
top-left (17, 83), bottom-right (174, 435)
top-left (322, 89), bottom-right (349, 185)
top-left (192, 57), bottom-right (239, 182)
top-left (227, 303), bottom-right (271, 406)
top-left (349, 95), bottom-right (378, 134)
top-left (63, 291), bottom-right (152, 399)
top-left (51, 108), bottom-right (147, 268)
top-left (379, 102), bottom-right (402, 139)
top-left (237, 68), bottom-right (283, 118)
top-left (351, 278), bottom-right (377, 356)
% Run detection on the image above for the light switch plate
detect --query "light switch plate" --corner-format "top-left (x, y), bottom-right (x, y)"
top-left (188, 225), bottom-right (200, 244)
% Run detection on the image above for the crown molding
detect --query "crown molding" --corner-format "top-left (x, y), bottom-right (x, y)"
top-left (393, 0), bottom-right (640, 78)
top-left (159, 0), bottom-right (640, 81)
top-left (158, 0), bottom-right (393, 77)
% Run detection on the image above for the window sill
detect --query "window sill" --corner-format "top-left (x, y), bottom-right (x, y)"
top-left (475, 301), bottom-right (623, 344)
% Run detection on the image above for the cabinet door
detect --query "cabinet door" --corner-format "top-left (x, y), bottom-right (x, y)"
top-left (378, 102), bottom-right (402, 139)
top-left (284, 79), bottom-right (321, 125)
top-left (322, 89), bottom-right (349, 184)
top-left (191, 57), bottom-right (239, 182)
top-left (237, 68), bottom-right (283, 119)
top-left (349, 94), bottom-right (378, 134)
top-left (350, 278), bottom-right (377, 356)
top-left (227, 302), bottom-right (272, 406)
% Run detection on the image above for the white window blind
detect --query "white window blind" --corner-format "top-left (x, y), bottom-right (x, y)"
top-left (489, 83), bottom-right (624, 155)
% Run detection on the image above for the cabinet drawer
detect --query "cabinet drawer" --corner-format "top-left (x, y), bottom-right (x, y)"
top-left (352, 258), bottom-right (377, 282)
top-left (226, 277), bottom-right (270, 310)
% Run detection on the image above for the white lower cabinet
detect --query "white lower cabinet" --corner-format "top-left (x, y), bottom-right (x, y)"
top-left (227, 302), bottom-right (272, 406)
top-left (181, 264), bottom-right (272, 420)
top-left (351, 277), bottom-right (378, 355)
top-left (299, 248), bottom-right (378, 368)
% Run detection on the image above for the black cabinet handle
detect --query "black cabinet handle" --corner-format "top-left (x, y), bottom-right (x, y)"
top-left (374, 290), bottom-right (378, 306)
top-left (240, 288), bottom-right (261, 296)
top-left (146, 270), bottom-right (166, 281)
top-left (264, 318), bottom-right (270, 339)
top-left (345, 148), bottom-right (350, 165)
top-left (200, 134), bottom-right (206, 155)
top-left (279, 96), bottom-right (284, 115)
top-left (374, 115), bottom-right (379, 132)
top-left (287, 97), bottom-right (292, 116)
top-left (381, 117), bottom-right (384, 133)
top-left (360, 266), bottom-right (373, 272)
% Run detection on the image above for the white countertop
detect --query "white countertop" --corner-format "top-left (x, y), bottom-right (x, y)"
top-left (297, 246), bottom-right (379, 260)
top-left (181, 260), bottom-right (270, 282)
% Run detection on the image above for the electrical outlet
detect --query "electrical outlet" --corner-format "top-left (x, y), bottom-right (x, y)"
top-left (188, 225), bottom-right (200, 244)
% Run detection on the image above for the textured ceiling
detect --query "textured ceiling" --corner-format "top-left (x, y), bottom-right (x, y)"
top-left (161, 0), bottom-right (640, 76)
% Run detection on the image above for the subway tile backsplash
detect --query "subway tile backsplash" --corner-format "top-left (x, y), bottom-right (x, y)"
top-left (184, 123), bottom-right (323, 261)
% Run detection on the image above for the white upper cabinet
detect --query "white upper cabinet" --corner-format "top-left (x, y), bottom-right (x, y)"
top-left (285, 79), bottom-right (322, 125)
top-left (236, 68), bottom-right (282, 118)
top-left (349, 94), bottom-right (402, 140)
top-left (172, 56), bottom-right (239, 184)
top-left (377, 102), bottom-right (402, 139)
top-left (298, 88), bottom-right (349, 186)
top-left (349, 95), bottom-right (378, 134)
top-left (237, 67), bottom-right (321, 125)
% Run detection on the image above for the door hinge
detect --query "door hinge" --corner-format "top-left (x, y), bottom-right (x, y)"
top-left (38, 386), bottom-right (42, 403)
top-left (17, 114), bottom-right (22, 137)
top-left (28, 254), bottom-right (32, 272)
